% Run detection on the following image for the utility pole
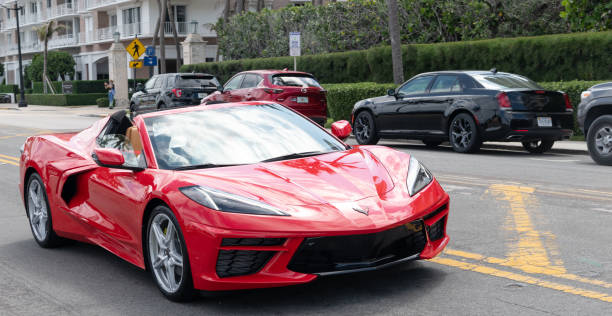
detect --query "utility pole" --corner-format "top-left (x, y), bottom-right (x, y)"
top-left (2, 4), bottom-right (27, 107)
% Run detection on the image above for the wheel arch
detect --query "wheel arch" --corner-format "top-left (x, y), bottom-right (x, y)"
top-left (23, 166), bottom-right (40, 212)
top-left (141, 197), bottom-right (171, 269)
top-left (445, 109), bottom-right (478, 134)
top-left (352, 107), bottom-right (376, 128)
top-left (584, 105), bottom-right (612, 135)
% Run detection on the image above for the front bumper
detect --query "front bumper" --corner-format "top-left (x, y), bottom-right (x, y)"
top-left (183, 182), bottom-right (450, 291)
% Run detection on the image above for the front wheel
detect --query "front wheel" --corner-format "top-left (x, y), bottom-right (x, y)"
top-left (26, 173), bottom-right (63, 248)
top-left (521, 139), bottom-right (555, 154)
top-left (146, 205), bottom-right (195, 301)
top-left (354, 111), bottom-right (380, 145)
top-left (586, 115), bottom-right (612, 165)
top-left (449, 113), bottom-right (481, 153)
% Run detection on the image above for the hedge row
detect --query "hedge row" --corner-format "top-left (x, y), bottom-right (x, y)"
top-left (32, 79), bottom-right (149, 94)
top-left (322, 80), bottom-right (609, 136)
top-left (182, 31), bottom-right (612, 84)
top-left (0, 85), bottom-right (18, 93)
top-left (20, 93), bottom-right (108, 106)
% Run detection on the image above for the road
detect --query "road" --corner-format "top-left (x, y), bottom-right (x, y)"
top-left (0, 110), bottom-right (610, 315)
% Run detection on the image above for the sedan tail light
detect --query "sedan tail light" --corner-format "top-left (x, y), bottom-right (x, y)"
top-left (263, 88), bottom-right (284, 94)
top-left (172, 88), bottom-right (183, 98)
top-left (563, 93), bottom-right (572, 111)
top-left (497, 92), bottom-right (511, 108)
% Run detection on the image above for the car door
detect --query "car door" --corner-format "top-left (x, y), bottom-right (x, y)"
top-left (377, 75), bottom-right (434, 134)
top-left (139, 76), bottom-right (157, 109)
top-left (240, 73), bottom-right (265, 101)
top-left (150, 75), bottom-right (166, 107)
top-left (419, 75), bottom-right (462, 134)
top-left (219, 74), bottom-right (245, 102)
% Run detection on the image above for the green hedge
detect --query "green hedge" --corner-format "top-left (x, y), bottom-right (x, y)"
top-left (20, 93), bottom-right (108, 106)
top-left (183, 31), bottom-right (612, 84)
top-left (32, 79), bottom-right (149, 94)
top-left (0, 85), bottom-right (18, 93)
top-left (323, 80), bottom-right (610, 136)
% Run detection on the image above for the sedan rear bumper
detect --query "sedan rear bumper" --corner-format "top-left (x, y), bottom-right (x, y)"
top-left (483, 110), bottom-right (574, 141)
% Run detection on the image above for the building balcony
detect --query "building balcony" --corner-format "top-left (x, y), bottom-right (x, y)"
top-left (85, 0), bottom-right (132, 11)
top-left (6, 41), bottom-right (42, 55)
top-left (48, 33), bottom-right (79, 48)
top-left (49, 2), bottom-right (80, 19)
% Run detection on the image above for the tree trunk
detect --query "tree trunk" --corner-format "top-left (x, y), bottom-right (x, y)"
top-left (43, 40), bottom-right (48, 94)
top-left (257, 0), bottom-right (264, 11)
top-left (386, 0), bottom-right (404, 84)
top-left (150, 0), bottom-right (162, 77)
top-left (224, 0), bottom-right (231, 20)
top-left (166, 0), bottom-right (181, 71)
top-left (236, 0), bottom-right (244, 13)
top-left (160, 0), bottom-right (168, 73)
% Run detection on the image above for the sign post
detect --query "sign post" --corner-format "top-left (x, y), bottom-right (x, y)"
top-left (289, 32), bottom-right (301, 71)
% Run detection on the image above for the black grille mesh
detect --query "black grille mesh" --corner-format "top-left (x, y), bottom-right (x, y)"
top-left (216, 250), bottom-right (276, 278)
top-left (221, 238), bottom-right (286, 247)
top-left (427, 216), bottom-right (446, 241)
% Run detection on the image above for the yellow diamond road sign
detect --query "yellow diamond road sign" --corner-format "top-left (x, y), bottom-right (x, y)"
top-left (130, 60), bottom-right (143, 69)
top-left (127, 38), bottom-right (145, 60)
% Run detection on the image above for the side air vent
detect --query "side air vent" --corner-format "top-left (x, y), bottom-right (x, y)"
top-left (61, 174), bottom-right (78, 205)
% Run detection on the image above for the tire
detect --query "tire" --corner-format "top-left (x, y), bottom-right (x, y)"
top-left (145, 205), bottom-right (195, 301)
top-left (586, 115), bottom-right (612, 165)
top-left (423, 140), bottom-right (442, 148)
top-left (26, 173), bottom-right (63, 248)
top-left (449, 113), bottom-right (481, 153)
top-left (521, 139), bottom-right (555, 154)
top-left (354, 111), bottom-right (380, 145)
top-left (157, 102), bottom-right (167, 110)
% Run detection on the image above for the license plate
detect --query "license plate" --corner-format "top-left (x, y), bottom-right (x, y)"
top-left (297, 96), bottom-right (309, 103)
top-left (537, 117), bottom-right (552, 127)
top-left (197, 93), bottom-right (207, 98)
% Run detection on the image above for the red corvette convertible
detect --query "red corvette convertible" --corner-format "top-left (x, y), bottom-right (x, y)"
top-left (19, 102), bottom-right (450, 301)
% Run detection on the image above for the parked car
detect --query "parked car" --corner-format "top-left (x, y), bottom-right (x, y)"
top-left (0, 93), bottom-right (11, 103)
top-left (201, 70), bottom-right (328, 125)
top-left (130, 73), bottom-right (220, 113)
top-left (351, 70), bottom-right (574, 153)
top-left (577, 82), bottom-right (612, 165)
top-left (19, 102), bottom-right (449, 301)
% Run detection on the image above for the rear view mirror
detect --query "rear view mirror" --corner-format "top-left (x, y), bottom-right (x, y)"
top-left (93, 148), bottom-right (124, 167)
top-left (331, 120), bottom-right (352, 140)
top-left (387, 89), bottom-right (396, 97)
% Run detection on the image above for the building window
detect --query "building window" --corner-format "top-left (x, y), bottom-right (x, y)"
top-left (47, 0), bottom-right (52, 8)
top-left (122, 7), bottom-right (141, 35)
top-left (164, 5), bottom-right (187, 34)
top-left (30, 2), bottom-right (38, 15)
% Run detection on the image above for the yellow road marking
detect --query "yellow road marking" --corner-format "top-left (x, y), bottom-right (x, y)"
top-left (489, 184), bottom-right (566, 275)
top-left (0, 153), bottom-right (19, 161)
top-left (444, 248), bottom-right (612, 289)
top-left (0, 158), bottom-right (19, 166)
top-left (0, 133), bottom-right (33, 140)
top-left (429, 257), bottom-right (612, 303)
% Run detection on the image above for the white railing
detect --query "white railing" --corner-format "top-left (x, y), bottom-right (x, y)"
top-left (2, 19), bottom-right (17, 30)
top-left (50, 2), bottom-right (79, 18)
top-left (48, 33), bottom-right (78, 48)
top-left (22, 13), bottom-right (44, 26)
top-left (121, 22), bottom-right (142, 38)
top-left (96, 26), bottom-right (117, 41)
top-left (85, 0), bottom-right (130, 10)
top-left (7, 41), bottom-right (42, 54)
top-left (164, 22), bottom-right (188, 36)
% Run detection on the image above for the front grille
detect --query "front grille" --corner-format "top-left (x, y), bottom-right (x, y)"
top-left (221, 238), bottom-right (286, 247)
top-left (424, 204), bottom-right (447, 220)
top-left (216, 250), bottom-right (276, 278)
top-left (427, 216), bottom-right (446, 241)
top-left (287, 221), bottom-right (426, 274)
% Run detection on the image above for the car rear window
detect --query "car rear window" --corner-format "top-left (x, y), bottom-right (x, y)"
top-left (473, 74), bottom-right (542, 90)
top-left (178, 75), bottom-right (220, 88)
top-left (270, 74), bottom-right (322, 88)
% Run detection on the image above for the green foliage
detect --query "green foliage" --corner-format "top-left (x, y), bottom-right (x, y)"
top-left (20, 93), bottom-right (107, 106)
top-left (0, 85), bottom-right (18, 93)
top-left (183, 31), bottom-right (612, 84)
top-left (561, 0), bottom-right (612, 32)
top-left (213, 0), bottom-right (568, 60)
top-left (26, 51), bottom-right (75, 82)
top-left (322, 80), bottom-right (609, 136)
top-left (32, 81), bottom-right (62, 94)
top-left (96, 97), bottom-right (109, 108)
top-left (31, 79), bottom-right (148, 94)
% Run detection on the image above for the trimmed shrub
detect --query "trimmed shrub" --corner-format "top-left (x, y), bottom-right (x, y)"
top-left (0, 85), bottom-right (18, 93)
top-left (32, 79), bottom-right (149, 94)
top-left (21, 93), bottom-right (108, 106)
top-left (182, 31), bottom-right (612, 84)
top-left (96, 97), bottom-right (109, 108)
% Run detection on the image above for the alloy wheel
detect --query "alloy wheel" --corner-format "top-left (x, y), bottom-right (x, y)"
top-left (28, 178), bottom-right (49, 242)
top-left (450, 117), bottom-right (473, 149)
top-left (594, 125), bottom-right (612, 155)
top-left (355, 115), bottom-right (370, 141)
top-left (148, 213), bottom-right (184, 293)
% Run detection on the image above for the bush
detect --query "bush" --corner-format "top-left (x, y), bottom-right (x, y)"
top-left (183, 31), bottom-right (612, 84)
top-left (25, 51), bottom-right (75, 82)
top-left (322, 80), bottom-right (610, 136)
top-left (20, 93), bottom-right (108, 106)
top-left (96, 97), bottom-right (109, 108)
top-left (31, 79), bottom-right (148, 94)
top-left (0, 85), bottom-right (18, 93)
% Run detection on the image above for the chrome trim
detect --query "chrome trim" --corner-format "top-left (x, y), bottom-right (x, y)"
top-left (314, 253), bottom-right (420, 277)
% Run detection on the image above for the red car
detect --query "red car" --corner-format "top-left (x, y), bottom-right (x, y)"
top-left (202, 70), bottom-right (328, 125)
top-left (19, 102), bottom-right (449, 301)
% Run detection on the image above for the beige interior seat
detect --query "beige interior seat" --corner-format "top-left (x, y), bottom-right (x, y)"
top-left (125, 126), bottom-right (143, 153)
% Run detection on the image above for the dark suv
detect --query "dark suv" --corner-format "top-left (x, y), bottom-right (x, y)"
top-left (577, 82), bottom-right (612, 165)
top-left (130, 73), bottom-right (220, 112)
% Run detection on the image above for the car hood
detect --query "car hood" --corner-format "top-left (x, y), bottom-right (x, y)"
top-left (179, 148), bottom-right (395, 208)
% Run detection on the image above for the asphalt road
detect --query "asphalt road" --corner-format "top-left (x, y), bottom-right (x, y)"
top-left (0, 111), bottom-right (611, 315)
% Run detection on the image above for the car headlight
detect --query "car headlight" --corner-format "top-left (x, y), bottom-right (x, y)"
top-left (580, 91), bottom-right (591, 100)
top-left (179, 185), bottom-right (289, 216)
top-left (406, 156), bottom-right (433, 196)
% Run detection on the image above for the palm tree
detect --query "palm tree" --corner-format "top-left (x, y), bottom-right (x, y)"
top-left (386, 0), bottom-right (404, 84)
top-left (34, 20), bottom-right (65, 94)
top-left (166, 0), bottom-right (181, 72)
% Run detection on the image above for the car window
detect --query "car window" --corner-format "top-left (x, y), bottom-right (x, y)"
top-left (178, 75), bottom-right (220, 88)
top-left (166, 75), bottom-right (176, 88)
top-left (153, 75), bottom-right (165, 89)
top-left (240, 74), bottom-right (263, 89)
top-left (472, 74), bottom-right (542, 90)
top-left (145, 77), bottom-right (157, 90)
top-left (96, 113), bottom-right (146, 169)
top-left (397, 76), bottom-right (433, 97)
top-left (430, 75), bottom-right (461, 93)
top-left (224, 75), bottom-right (244, 91)
top-left (270, 74), bottom-right (321, 88)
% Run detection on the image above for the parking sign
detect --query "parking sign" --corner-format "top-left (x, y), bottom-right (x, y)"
top-left (289, 32), bottom-right (300, 57)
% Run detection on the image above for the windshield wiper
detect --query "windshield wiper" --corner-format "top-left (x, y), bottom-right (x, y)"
top-left (260, 150), bottom-right (330, 163)
top-left (173, 163), bottom-right (240, 171)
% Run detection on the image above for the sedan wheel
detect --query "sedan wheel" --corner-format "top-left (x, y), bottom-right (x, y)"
top-left (26, 173), bottom-right (62, 248)
top-left (147, 206), bottom-right (194, 301)
top-left (587, 115), bottom-right (612, 165)
top-left (521, 139), bottom-right (554, 154)
top-left (449, 113), bottom-right (481, 153)
top-left (354, 111), bottom-right (380, 145)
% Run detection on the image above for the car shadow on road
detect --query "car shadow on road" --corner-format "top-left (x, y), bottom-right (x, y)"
top-left (386, 143), bottom-right (534, 157)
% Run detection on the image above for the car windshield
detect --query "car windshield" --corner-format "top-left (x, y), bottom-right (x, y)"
top-left (472, 74), bottom-right (542, 90)
top-left (270, 75), bottom-right (322, 88)
top-left (178, 75), bottom-right (220, 88)
top-left (144, 103), bottom-right (346, 170)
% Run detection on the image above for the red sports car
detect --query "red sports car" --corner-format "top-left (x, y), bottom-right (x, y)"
top-left (201, 70), bottom-right (328, 125)
top-left (19, 102), bottom-right (449, 301)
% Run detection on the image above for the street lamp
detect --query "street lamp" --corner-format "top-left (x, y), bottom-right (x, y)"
top-left (2, 4), bottom-right (27, 107)
top-left (113, 31), bottom-right (120, 43)
top-left (190, 21), bottom-right (198, 34)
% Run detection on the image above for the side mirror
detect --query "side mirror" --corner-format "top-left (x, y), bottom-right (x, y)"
top-left (331, 120), bottom-right (352, 140)
top-left (93, 148), bottom-right (124, 167)
top-left (387, 89), bottom-right (396, 97)
top-left (217, 85), bottom-right (224, 92)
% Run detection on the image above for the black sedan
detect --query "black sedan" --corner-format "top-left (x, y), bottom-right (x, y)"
top-left (351, 70), bottom-right (574, 153)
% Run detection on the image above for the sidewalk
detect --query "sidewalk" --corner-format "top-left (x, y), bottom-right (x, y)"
top-left (0, 103), bottom-right (118, 118)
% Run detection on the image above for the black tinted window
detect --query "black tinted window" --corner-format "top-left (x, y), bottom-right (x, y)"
top-left (430, 75), bottom-right (461, 93)
top-left (224, 75), bottom-right (244, 91)
top-left (398, 76), bottom-right (433, 96)
top-left (179, 75), bottom-right (220, 88)
top-left (145, 77), bottom-right (157, 90)
top-left (473, 74), bottom-right (542, 89)
top-left (154, 76), bottom-right (165, 89)
top-left (240, 74), bottom-right (263, 88)
top-left (166, 75), bottom-right (176, 87)
top-left (271, 75), bottom-right (321, 87)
